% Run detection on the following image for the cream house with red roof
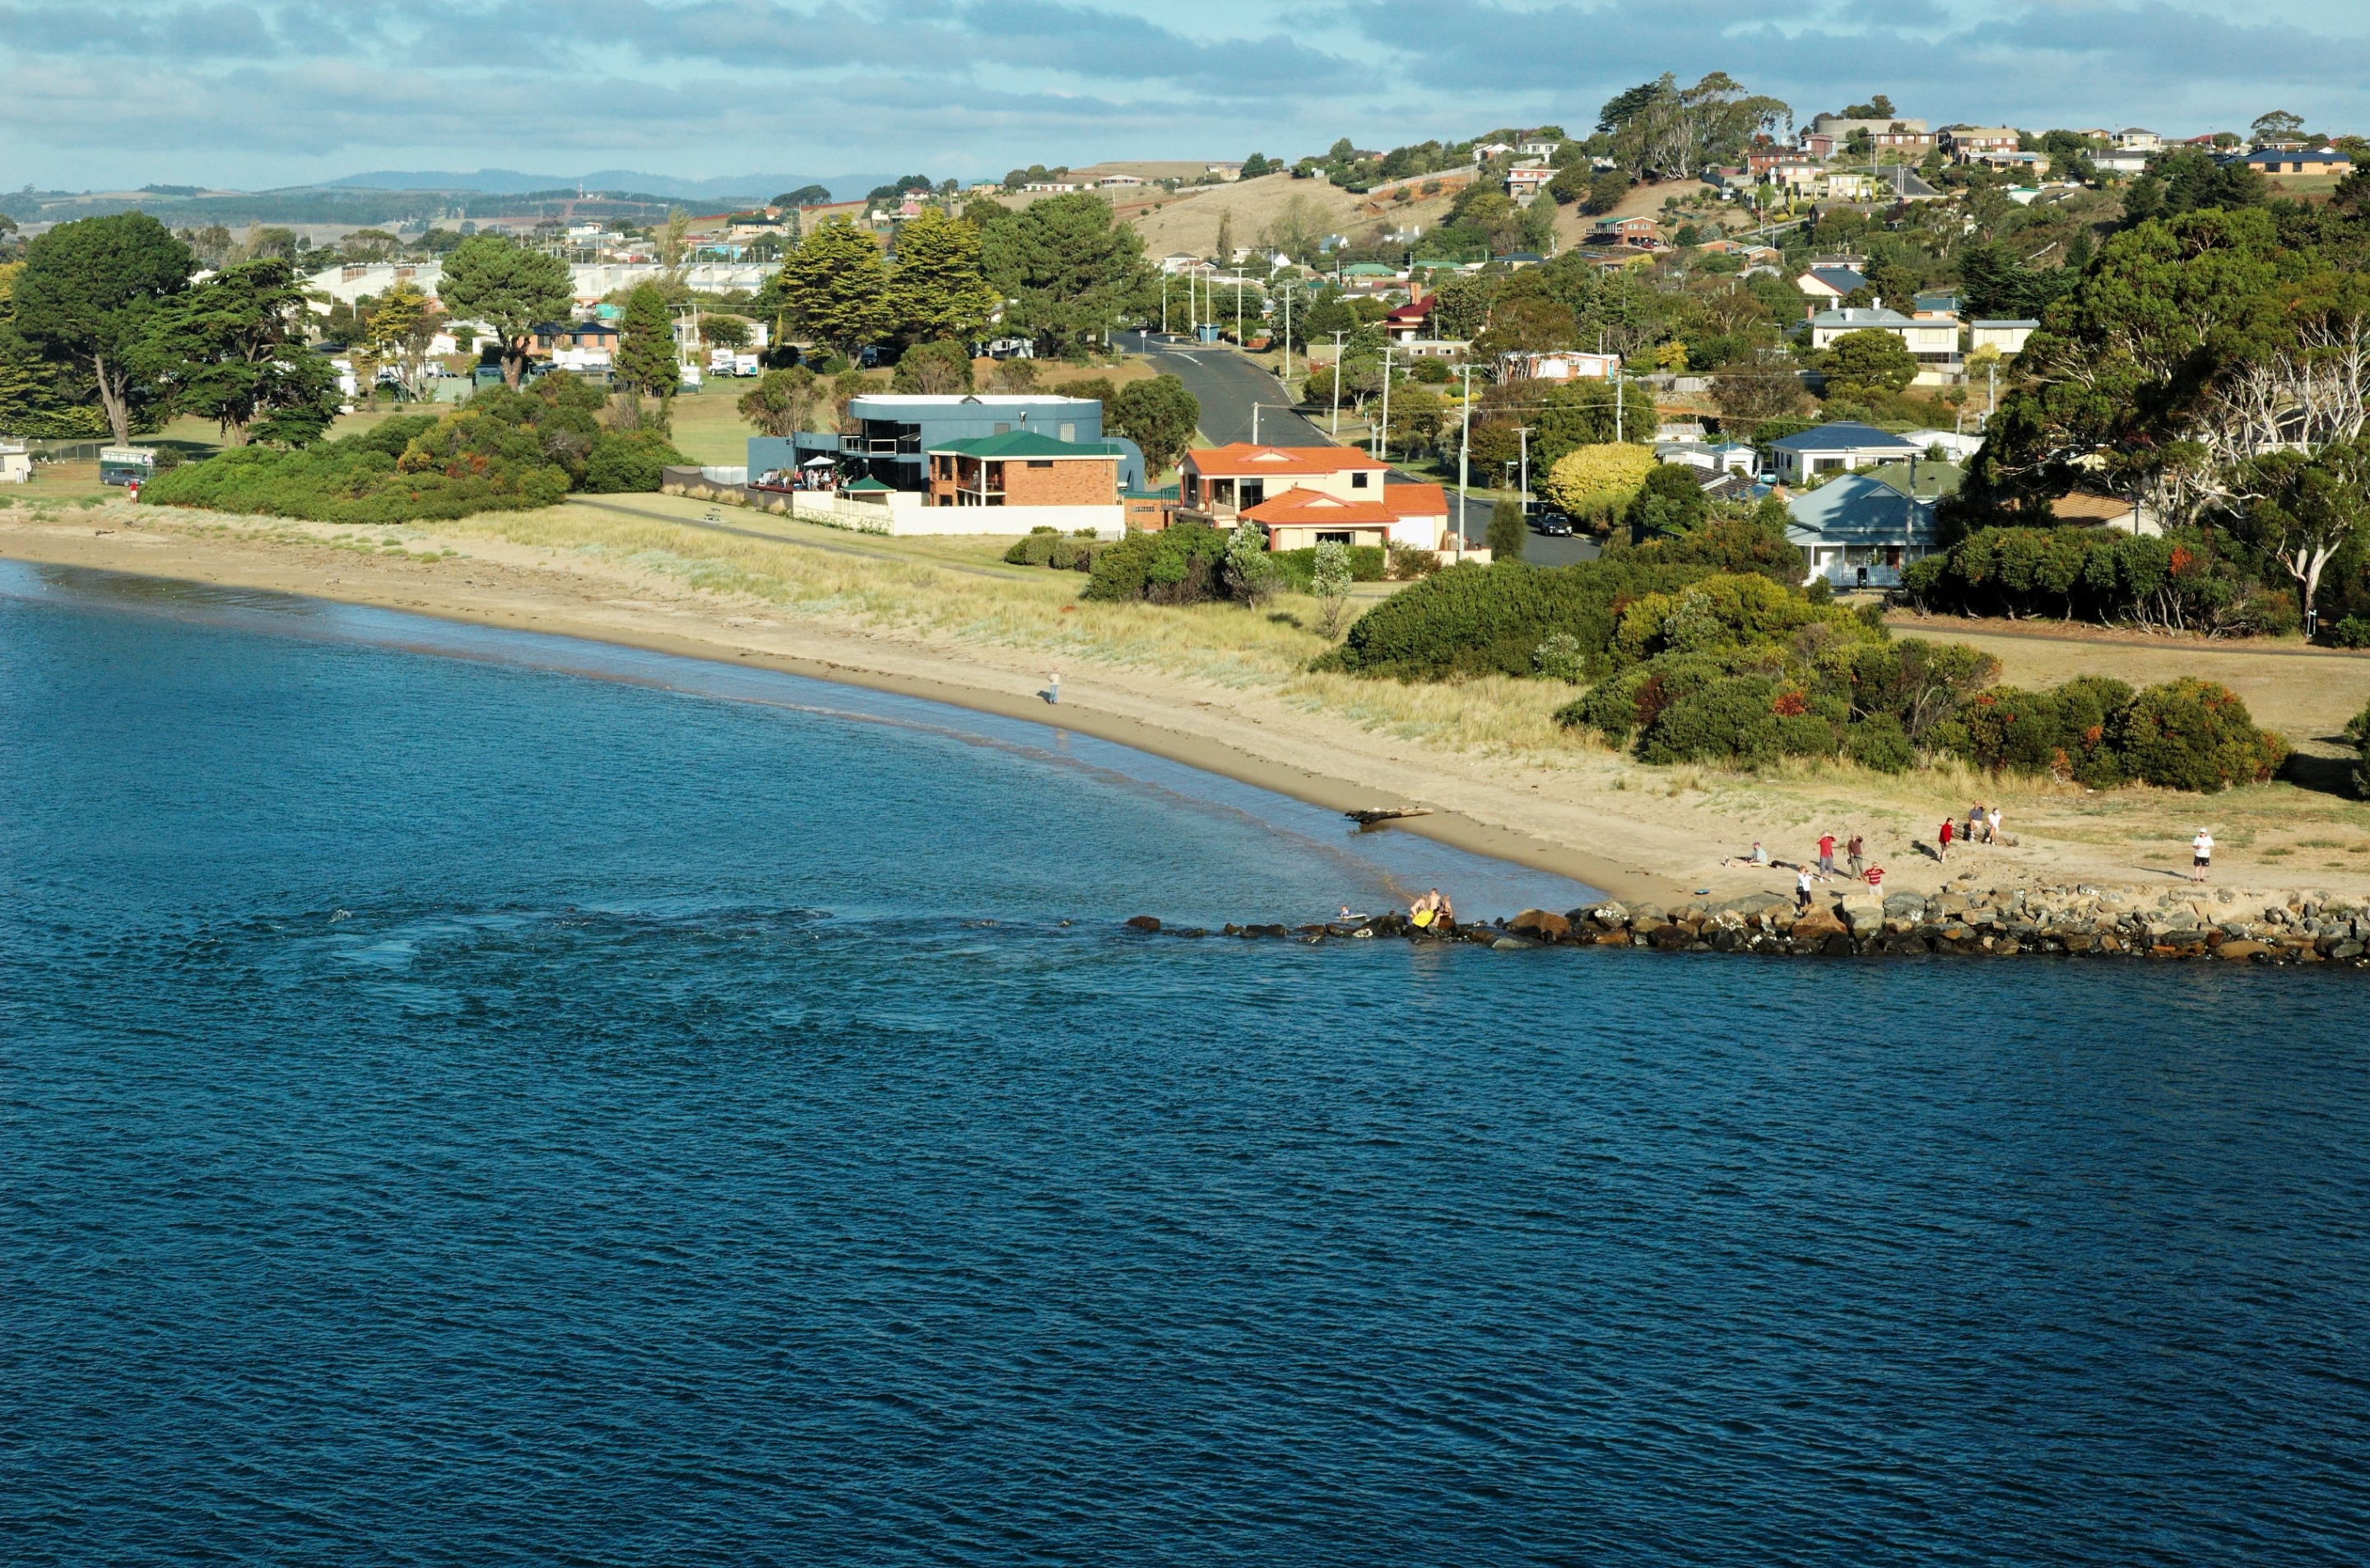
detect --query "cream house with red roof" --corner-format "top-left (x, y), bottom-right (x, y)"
top-left (1242, 485), bottom-right (1452, 551)
top-left (1178, 445), bottom-right (1449, 551)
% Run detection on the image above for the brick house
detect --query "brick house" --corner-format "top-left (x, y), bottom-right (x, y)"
top-left (926, 431), bottom-right (1120, 508)
top-left (1590, 215), bottom-right (1662, 248)
top-left (1940, 126), bottom-right (2021, 162)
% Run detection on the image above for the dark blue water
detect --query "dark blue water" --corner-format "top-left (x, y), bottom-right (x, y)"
top-left (4, 565), bottom-right (2367, 1565)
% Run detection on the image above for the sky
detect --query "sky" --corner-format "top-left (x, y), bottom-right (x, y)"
top-left (3, 0), bottom-right (2368, 192)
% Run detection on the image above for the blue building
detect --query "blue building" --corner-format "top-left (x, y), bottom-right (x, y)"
top-left (751, 394), bottom-right (1145, 493)
top-left (1784, 469), bottom-right (1943, 590)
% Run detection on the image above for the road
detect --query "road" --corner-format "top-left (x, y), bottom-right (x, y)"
top-left (1122, 331), bottom-right (1598, 561)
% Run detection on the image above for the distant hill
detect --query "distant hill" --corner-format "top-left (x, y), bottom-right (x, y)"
top-left (323, 169), bottom-right (898, 204)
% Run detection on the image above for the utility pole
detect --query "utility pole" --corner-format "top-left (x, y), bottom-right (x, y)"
top-left (1252, 403), bottom-right (1260, 444)
top-left (1373, 346), bottom-right (1394, 460)
top-left (1230, 268), bottom-right (1246, 346)
top-left (1280, 284), bottom-right (1293, 383)
top-left (1615, 372), bottom-right (1624, 444)
top-left (1328, 328), bottom-right (1348, 438)
top-left (1516, 424), bottom-right (1532, 513)
top-left (1457, 362), bottom-right (1474, 560)
top-left (1987, 359), bottom-right (1997, 429)
top-left (1161, 272), bottom-right (1169, 336)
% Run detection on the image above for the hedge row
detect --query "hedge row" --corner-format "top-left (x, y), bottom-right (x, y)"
top-left (1901, 525), bottom-right (2298, 637)
top-left (1316, 559), bottom-right (1717, 680)
top-left (140, 378), bottom-right (682, 525)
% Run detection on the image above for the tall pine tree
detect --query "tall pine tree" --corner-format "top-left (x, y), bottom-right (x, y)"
top-left (888, 209), bottom-right (1000, 346)
top-left (616, 282), bottom-right (681, 399)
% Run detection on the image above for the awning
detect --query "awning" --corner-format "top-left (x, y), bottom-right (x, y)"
top-left (802, 456), bottom-right (837, 466)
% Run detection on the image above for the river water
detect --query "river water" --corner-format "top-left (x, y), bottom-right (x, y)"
top-left (3, 563), bottom-right (2365, 1564)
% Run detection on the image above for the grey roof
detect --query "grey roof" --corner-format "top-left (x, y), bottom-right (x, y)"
top-left (1786, 472), bottom-right (1939, 545)
top-left (1971, 318), bottom-right (2040, 328)
top-left (1811, 307), bottom-right (1915, 328)
top-left (1803, 264), bottom-right (1869, 293)
top-left (1768, 420), bottom-right (1922, 453)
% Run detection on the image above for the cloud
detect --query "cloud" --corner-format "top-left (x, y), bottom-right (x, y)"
top-left (1, 0), bottom-right (2365, 189)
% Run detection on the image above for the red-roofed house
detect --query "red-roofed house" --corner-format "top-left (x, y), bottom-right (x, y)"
top-left (1178, 445), bottom-right (1448, 550)
top-left (1241, 483), bottom-right (1452, 552)
top-left (1179, 443), bottom-right (1392, 518)
top-left (1382, 295), bottom-right (1434, 342)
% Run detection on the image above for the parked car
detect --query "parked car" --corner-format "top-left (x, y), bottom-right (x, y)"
top-left (1531, 508), bottom-right (1575, 536)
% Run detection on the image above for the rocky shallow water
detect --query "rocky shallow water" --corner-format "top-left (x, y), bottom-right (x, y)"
top-left (1163, 883), bottom-right (2370, 965)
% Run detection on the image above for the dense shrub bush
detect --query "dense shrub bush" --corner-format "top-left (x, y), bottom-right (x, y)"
top-left (1269, 544), bottom-right (1386, 592)
top-left (1610, 572), bottom-right (1881, 668)
top-left (2107, 678), bottom-right (2288, 791)
top-left (2324, 615), bottom-right (2370, 649)
top-left (1843, 712), bottom-right (1913, 772)
top-left (1617, 508), bottom-right (1805, 588)
top-left (1082, 521), bottom-right (1233, 604)
top-left (1902, 525), bottom-right (2298, 637)
top-left (1317, 558), bottom-right (1712, 680)
top-left (1002, 530), bottom-right (1108, 570)
top-left (142, 376), bottom-right (682, 523)
top-left (1952, 675), bottom-right (2134, 786)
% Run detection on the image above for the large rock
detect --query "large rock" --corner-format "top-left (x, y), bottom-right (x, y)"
top-left (1509, 908), bottom-right (1572, 942)
top-left (1582, 902), bottom-right (1629, 930)
top-left (1839, 897), bottom-right (1885, 937)
top-left (1791, 908), bottom-right (1849, 943)
top-left (2214, 939), bottom-right (2270, 962)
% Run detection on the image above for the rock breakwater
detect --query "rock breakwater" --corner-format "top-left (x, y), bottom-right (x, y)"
top-left (1127, 885), bottom-right (2370, 965)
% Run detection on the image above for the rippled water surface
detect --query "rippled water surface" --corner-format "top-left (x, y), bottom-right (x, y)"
top-left (4, 564), bottom-right (2368, 1565)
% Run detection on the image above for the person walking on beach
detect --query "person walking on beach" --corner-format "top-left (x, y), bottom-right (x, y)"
top-left (1846, 832), bottom-right (1865, 879)
top-left (1796, 867), bottom-right (1815, 912)
top-left (1816, 833), bottom-right (1837, 878)
top-left (1938, 818), bottom-right (1954, 862)
top-left (2191, 828), bottom-right (2214, 883)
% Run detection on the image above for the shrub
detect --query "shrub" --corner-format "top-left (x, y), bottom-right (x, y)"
top-left (2325, 615), bottom-right (2370, 649)
top-left (1082, 520), bottom-right (1232, 603)
top-left (1905, 525), bottom-right (2298, 637)
top-left (1318, 558), bottom-right (1713, 680)
top-left (139, 379), bottom-right (681, 521)
top-left (2107, 678), bottom-right (2289, 791)
top-left (1534, 632), bottom-right (1585, 683)
top-left (1610, 572), bottom-right (1881, 669)
top-left (580, 429), bottom-right (685, 493)
top-left (1269, 544), bottom-right (1385, 592)
top-left (1638, 674), bottom-right (1786, 764)
top-left (1620, 503), bottom-right (1804, 588)
top-left (2345, 698), bottom-right (2370, 798)
top-left (1843, 713), bottom-right (1913, 772)
top-left (1626, 462), bottom-right (1708, 538)
top-left (1003, 532), bottom-right (1108, 570)
top-left (1540, 442), bottom-right (1657, 519)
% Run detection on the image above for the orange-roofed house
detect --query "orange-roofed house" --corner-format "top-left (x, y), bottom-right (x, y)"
top-left (1179, 443), bottom-right (1392, 519)
top-left (1239, 484), bottom-right (1452, 552)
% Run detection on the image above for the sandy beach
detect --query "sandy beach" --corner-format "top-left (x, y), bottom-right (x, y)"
top-left (10, 493), bottom-right (2370, 907)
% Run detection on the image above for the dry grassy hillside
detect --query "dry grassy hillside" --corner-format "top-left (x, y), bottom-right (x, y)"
top-left (1548, 178), bottom-right (1734, 250)
top-left (1129, 172), bottom-right (1478, 259)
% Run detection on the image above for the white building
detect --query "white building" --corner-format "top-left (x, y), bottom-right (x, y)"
top-left (1809, 306), bottom-right (1963, 386)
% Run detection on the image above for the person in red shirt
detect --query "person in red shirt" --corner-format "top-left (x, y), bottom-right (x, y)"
top-left (1939, 819), bottom-right (1954, 861)
top-left (1816, 833), bottom-right (1837, 876)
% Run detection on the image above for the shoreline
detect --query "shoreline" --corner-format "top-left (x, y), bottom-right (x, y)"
top-left (0, 514), bottom-right (1652, 901)
top-left (10, 501), bottom-right (2370, 909)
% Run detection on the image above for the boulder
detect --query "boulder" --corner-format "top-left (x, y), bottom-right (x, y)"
top-left (1509, 908), bottom-right (1573, 943)
top-left (1125, 915), bottom-right (1161, 932)
top-left (1839, 897), bottom-right (1885, 937)
top-left (1882, 893), bottom-right (1928, 921)
top-left (2214, 939), bottom-right (2270, 962)
top-left (1791, 908), bottom-right (1849, 943)
top-left (1584, 902), bottom-right (1629, 930)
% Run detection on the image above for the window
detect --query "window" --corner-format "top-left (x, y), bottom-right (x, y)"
top-left (993, 423), bottom-right (1011, 434)
top-left (1027, 460), bottom-right (1053, 469)
top-left (1351, 471), bottom-right (1370, 489)
top-left (1058, 423), bottom-right (1076, 443)
top-left (1318, 531), bottom-right (1354, 545)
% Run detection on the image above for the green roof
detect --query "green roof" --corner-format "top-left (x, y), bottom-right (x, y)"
top-left (926, 430), bottom-right (1118, 460)
top-left (840, 476), bottom-right (894, 491)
